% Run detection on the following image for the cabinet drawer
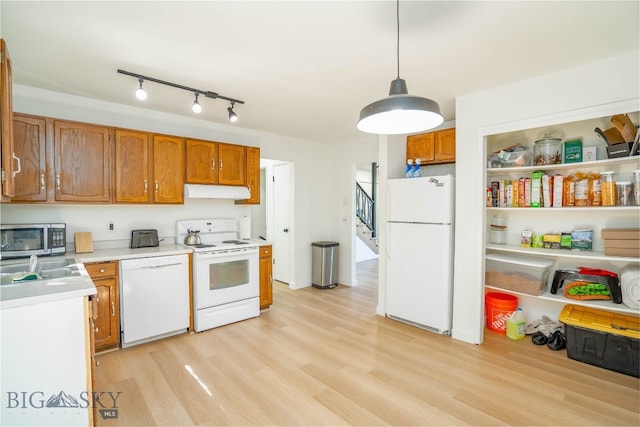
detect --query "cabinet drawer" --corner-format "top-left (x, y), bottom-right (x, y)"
top-left (84, 261), bottom-right (117, 278)
top-left (260, 245), bottom-right (272, 258)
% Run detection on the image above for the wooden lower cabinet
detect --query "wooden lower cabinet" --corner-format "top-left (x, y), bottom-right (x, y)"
top-left (85, 261), bottom-right (120, 351)
top-left (259, 245), bottom-right (273, 309)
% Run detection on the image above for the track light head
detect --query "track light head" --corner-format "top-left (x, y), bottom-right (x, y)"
top-left (135, 77), bottom-right (147, 101)
top-left (117, 69), bottom-right (244, 121)
top-left (228, 102), bottom-right (238, 122)
top-left (192, 93), bottom-right (202, 113)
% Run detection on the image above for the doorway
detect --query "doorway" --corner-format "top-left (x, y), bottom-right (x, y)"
top-left (255, 159), bottom-right (295, 287)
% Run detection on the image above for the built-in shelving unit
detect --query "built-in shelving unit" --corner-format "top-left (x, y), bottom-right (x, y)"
top-left (484, 109), bottom-right (640, 321)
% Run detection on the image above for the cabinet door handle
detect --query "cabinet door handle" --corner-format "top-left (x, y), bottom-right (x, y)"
top-left (155, 181), bottom-right (159, 192)
top-left (269, 275), bottom-right (272, 284)
top-left (99, 268), bottom-right (105, 273)
top-left (111, 301), bottom-right (115, 317)
top-left (56, 174), bottom-right (61, 190)
top-left (95, 327), bottom-right (99, 333)
top-left (144, 180), bottom-right (148, 193)
top-left (211, 159), bottom-right (215, 170)
top-left (12, 153), bottom-right (21, 177)
top-left (219, 160), bottom-right (223, 170)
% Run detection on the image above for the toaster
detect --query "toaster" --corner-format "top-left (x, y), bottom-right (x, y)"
top-left (130, 229), bottom-right (159, 249)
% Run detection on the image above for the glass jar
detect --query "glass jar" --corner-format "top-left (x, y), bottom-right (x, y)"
top-left (488, 213), bottom-right (507, 245)
top-left (600, 171), bottom-right (617, 206)
top-left (533, 134), bottom-right (562, 166)
top-left (616, 182), bottom-right (632, 206)
top-left (633, 169), bottom-right (640, 206)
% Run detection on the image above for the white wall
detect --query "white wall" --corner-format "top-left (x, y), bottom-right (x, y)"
top-left (330, 136), bottom-right (378, 285)
top-left (2, 85), bottom-right (338, 288)
top-left (452, 50), bottom-right (640, 344)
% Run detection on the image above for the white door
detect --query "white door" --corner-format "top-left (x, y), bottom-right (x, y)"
top-left (273, 163), bottom-right (292, 283)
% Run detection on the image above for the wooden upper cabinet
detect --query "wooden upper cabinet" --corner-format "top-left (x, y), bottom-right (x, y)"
top-left (185, 138), bottom-right (218, 184)
top-left (218, 143), bottom-right (246, 186)
top-left (114, 131), bottom-right (184, 204)
top-left (406, 132), bottom-right (436, 164)
top-left (54, 120), bottom-right (111, 202)
top-left (12, 114), bottom-right (47, 201)
top-left (153, 134), bottom-right (184, 204)
top-left (406, 128), bottom-right (456, 165)
top-left (114, 129), bottom-right (151, 203)
top-left (1, 39), bottom-right (15, 201)
top-left (236, 146), bottom-right (260, 205)
top-left (435, 128), bottom-right (456, 163)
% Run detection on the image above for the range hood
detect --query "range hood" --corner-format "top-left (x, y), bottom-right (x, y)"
top-left (184, 184), bottom-right (250, 200)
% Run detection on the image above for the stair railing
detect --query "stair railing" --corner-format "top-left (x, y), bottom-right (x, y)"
top-left (356, 182), bottom-right (375, 238)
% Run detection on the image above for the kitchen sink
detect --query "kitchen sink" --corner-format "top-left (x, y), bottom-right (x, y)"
top-left (0, 257), bottom-right (81, 285)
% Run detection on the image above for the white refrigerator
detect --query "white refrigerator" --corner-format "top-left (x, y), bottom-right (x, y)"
top-left (386, 175), bottom-right (454, 334)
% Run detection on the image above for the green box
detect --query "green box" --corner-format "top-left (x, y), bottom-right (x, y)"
top-left (564, 139), bottom-right (583, 163)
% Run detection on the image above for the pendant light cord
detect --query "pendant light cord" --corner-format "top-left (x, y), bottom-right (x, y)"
top-left (396, 0), bottom-right (400, 79)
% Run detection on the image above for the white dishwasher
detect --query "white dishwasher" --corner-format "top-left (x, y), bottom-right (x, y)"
top-left (120, 254), bottom-right (190, 348)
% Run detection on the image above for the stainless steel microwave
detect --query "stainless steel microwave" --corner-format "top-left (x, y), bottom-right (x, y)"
top-left (0, 223), bottom-right (66, 259)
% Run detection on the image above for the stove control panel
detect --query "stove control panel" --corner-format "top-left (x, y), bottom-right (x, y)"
top-left (176, 218), bottom-right (237, 236)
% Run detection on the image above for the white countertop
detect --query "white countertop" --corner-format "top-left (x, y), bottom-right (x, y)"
top-left (74, 244), bottom-right (192, 263)
top-left (1, 244), bottom-right (192, 310)
top-left (1, 241), bottom-right (271, 309)
top-left (1, 266), bottom-right (96, 310)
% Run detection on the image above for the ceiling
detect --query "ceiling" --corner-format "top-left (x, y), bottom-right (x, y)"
top-left (2, 1), bottom-right (638, 144)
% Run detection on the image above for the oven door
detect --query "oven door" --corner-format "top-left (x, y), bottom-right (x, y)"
top-left (193, 247), bottom-right (259, 310)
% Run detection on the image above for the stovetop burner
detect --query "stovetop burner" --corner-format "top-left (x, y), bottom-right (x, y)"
top-left (221, 240), bottom-right (249, 245)
top-left (188, 243), bottom-right (217, 249)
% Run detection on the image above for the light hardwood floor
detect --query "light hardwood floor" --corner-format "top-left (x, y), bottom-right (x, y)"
top-left (94, 259), bottom-right (639, 426)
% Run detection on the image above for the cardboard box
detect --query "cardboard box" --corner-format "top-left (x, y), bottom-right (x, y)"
top-left (560, 305), bottom-right (639, 377)
top-left (571, 229), bottom-right (593, 251)
top-left (601, 228), bottom-right (640, 240)
top-left (563, 139), bottom-right (582, 163)
top-left (603, 247), bottom-right (640, 257)
top-left (604, 239), bottom-right (640, 249)
top-left (583, 146), bottom-right (597, 162)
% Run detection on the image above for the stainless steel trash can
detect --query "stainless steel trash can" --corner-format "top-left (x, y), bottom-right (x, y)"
top-left (311, 241), bottom-right (339, 288)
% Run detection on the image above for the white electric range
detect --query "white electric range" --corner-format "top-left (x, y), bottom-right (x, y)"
top-left (176, 218), bottom-right (259, 332)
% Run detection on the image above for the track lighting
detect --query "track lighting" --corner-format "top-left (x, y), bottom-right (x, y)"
top-left (228, 102), bottom-right (238, 122)
top-left (135, 77), bottom-right (147, 101)
top-left (357, 0), bottom-right (443, 134)
top-left (118, 69), bottom-right (244, 122)
top-left (192, 93), bottom-right (202, 113)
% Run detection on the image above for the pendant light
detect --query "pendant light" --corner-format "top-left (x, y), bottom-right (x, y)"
top-left (357, 0), bottom-right (443, 135)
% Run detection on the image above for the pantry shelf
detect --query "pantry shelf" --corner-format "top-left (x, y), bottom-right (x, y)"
top-left (485, 285), bottom-right (639, 316)
top-left (487, 156), bottom-right (640, 175)
top-left (486, 206), bottom-right (639, 213)
top-left (486, 244), bottom-right (639, 263)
